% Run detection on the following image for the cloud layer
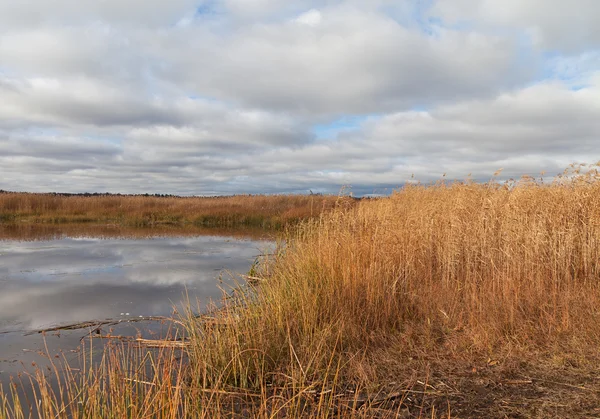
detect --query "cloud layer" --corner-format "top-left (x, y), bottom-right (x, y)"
top-left (1, 0), bottom-right (598, 194)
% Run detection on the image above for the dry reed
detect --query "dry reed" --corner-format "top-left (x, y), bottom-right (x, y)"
top-left (183, 163), bottom-right (600, 415)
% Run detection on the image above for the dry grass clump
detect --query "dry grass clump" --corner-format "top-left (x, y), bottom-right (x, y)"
top-left (1, 339), bottom-right (189, 419)
top-left (0, 194), bottom-right (347, 228)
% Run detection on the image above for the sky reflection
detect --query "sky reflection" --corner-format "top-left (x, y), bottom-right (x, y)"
top-left (0, 235), bottom-right (272, 332)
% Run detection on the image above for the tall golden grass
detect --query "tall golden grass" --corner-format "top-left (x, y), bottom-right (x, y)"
top-left (0, 193), bottom-right (348, 228)
top-left (183, 164), bottom-right (600, 414)
top-left (3, 164), bottom-right (600, 417)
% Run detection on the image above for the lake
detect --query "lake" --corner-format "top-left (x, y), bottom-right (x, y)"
top-left (0, 225), bottom-right (273, 390)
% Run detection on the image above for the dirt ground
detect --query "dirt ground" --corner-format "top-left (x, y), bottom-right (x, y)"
top-left (361, 355), bottom-right (600, 418)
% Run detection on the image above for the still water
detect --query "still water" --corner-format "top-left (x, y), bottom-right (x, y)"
top-left (0, 225), bottom-right (273, 388)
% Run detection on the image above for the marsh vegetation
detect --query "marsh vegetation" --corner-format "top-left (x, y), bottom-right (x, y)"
top-left (3, 165), bottom-right (600, 417)
top-left (0, 193), bottom-right (349, 229)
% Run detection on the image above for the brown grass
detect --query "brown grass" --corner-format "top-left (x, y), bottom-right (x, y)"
top-left (184, 163), bottom-right (600, 416)
top-left (4, 164), bottom-right (600, 417)
top-left (0, 193), bottom-right (349, 228)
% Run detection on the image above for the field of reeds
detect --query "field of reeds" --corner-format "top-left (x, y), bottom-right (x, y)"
top-left (0, 193), bottom-right (348, 228)
top-left (3, 164), bottom-right (600, 418)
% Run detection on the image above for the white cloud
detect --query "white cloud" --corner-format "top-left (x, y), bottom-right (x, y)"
top-left (163, 7), bottom-right (532, 116)
top-left (0, 0), bottom-right (598, 195)
top-left (294, 9), bottom-right (322, 26)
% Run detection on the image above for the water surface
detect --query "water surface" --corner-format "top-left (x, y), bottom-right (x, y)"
top-left (0, 225), bottom-right (273, 388)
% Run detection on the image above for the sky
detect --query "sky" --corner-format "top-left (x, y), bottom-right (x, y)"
top-left (0, 0), bottom-right (598, 195)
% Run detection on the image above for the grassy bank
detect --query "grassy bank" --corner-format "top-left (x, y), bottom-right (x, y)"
top-left (4, 166), bottom-right (600, 417)
top-left (0, 193), bottom-right (349, 229)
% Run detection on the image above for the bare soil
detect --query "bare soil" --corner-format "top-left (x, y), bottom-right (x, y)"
top-left (373, 355), bottom-right (600, 418)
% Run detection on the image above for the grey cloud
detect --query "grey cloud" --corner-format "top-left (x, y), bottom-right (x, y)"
top-left (0, 75), bottom-right (184, 128)
top-left (0, 132), bottom-right (119, 160)
top-left (125, 110), bottom-right (310, 151)
top-left (0, 0), bottom-right (198, 29)
top-left (431, 0), bottom-right (600, 54)
top-left (212, 80), bottom-right (600, 190)
top-left (163, 7), bottom-right (534, 116)
top-left (0, 73), bottom-right (311, 148)
top-left (2, 79), bottom-right (599, 195)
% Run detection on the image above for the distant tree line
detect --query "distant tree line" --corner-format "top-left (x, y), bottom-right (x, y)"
top-left (0, 190), bottom-right (364, 199)
top-left (0, 190), bottom-right (185, 198)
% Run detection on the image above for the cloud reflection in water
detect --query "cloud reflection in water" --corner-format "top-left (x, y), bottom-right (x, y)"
top-left (0, 235), bottom-right (272, 331)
